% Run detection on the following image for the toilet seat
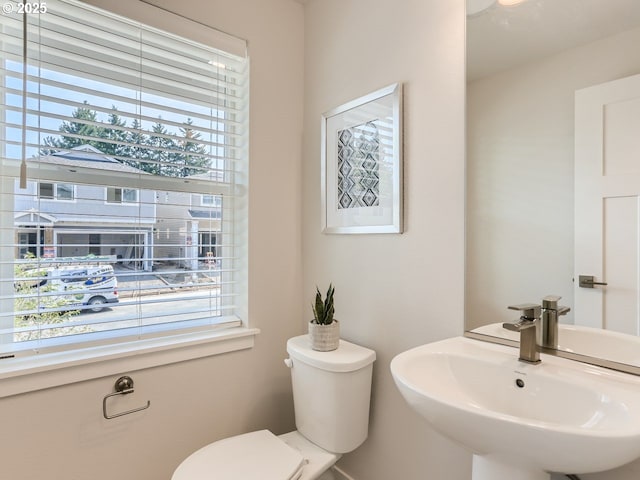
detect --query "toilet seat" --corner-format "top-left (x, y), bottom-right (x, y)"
top-left (172, 430), bottom-right (305, 480)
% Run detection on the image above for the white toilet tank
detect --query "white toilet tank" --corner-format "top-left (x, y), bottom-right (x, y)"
top-left (286, 335), bottom-right (376, 454)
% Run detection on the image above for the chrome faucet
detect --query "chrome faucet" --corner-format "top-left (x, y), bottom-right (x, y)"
top-left (540, 295), bottom-right (570, 349)
top-left (503, 304), bottom-right (541, 364)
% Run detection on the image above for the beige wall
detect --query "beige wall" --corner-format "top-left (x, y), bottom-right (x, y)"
top-left (302, 1), bottom-right (467, 479)
top-left (3, 1), bottom-right (500, 479)
top-left (0, 1), bottom-right (305, 479)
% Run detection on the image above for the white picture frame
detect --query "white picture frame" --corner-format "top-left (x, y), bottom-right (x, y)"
top-left (321, 83), bottom-right (403, 234)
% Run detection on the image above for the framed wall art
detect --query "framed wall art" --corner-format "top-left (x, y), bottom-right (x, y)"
top-left (321, 83), bottom-right (403, 234)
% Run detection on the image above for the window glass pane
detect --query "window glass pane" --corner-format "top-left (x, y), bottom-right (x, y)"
top-left (123, 188), bottom-right (138, 203)
top-left (107, 188), bottom-right (122, 203)
top-left (39, 183), bottom-right (54, 199)
top-left (8, 183), bottom-right (226, 347)
top-left (57, 184), bottom-right (74, 200)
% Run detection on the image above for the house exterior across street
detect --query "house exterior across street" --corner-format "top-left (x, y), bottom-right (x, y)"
top-left (13, 145), bottom-right (221, 272)
top-left (14, 145), bottom-right (156, 271)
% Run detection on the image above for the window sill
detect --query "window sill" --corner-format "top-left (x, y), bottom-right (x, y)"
top-left (0, 327), bottom-right (260, 398)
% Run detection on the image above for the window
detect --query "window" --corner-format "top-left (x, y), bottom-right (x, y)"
top-left (38, 182), bottom-right (74, 200)
top-left (39, 182), bottom-right (54, 199)
top-left (0, 0), bottom-right (249, 366)
top-left (107, 187), bottom-right (138, 204)
top-left (201, 194), bottom-right (217, 206)
top-left (56, 183), bottom-right (74, 200)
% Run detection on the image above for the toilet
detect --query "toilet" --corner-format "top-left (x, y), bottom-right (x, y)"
top-left (172, 334), bottom-right (376, 480)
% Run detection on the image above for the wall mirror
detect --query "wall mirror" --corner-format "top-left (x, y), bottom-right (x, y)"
top-left (465, 0), bottom-right (640, 368)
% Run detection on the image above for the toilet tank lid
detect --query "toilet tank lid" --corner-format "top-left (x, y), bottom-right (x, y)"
top-left (287, 335), bottom-right (376, 372)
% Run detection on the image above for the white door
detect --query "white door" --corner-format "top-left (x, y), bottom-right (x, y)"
top-left (574, 73), bottom-right (640, 335)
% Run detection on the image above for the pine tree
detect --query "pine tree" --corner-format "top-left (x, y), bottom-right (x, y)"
top-left (42, 102), bottom-right (106, 153)
top-left (146, 120), bottom-right (178, 176)
top-left (42, 104), bottom-right (214, 178)
top-left (178, 119), bottom-right (209, 177)
top-left (119, 118), bottom-right (147, 171)
top-left (95, 109), bottom-right (128, 157)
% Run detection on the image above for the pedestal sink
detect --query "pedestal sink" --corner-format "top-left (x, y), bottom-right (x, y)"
top-left (390, 336), bottom-right (640, 480)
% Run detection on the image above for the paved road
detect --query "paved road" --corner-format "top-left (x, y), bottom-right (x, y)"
top-left (81, 290), bottom-right (222, 330)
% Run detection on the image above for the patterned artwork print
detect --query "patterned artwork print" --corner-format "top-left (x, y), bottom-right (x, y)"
top-left (337, 120), bottom-right (380, 209)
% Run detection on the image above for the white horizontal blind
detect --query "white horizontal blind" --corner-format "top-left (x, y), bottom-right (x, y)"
top-left (0, 0), bottom-right (249, 356)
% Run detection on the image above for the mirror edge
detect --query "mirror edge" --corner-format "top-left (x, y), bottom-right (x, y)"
top-left (464, 331), bottom-right (640, 376)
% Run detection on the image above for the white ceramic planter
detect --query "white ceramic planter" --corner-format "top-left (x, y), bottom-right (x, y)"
top-left (308, 320), bottom-right (340, 351)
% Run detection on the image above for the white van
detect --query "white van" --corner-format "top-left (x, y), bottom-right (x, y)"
top-left (35, 265), bottom-right (119, 313)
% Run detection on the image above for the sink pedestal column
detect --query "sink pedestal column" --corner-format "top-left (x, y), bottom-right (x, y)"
top-left (473, 455), bottom-right (550, 480)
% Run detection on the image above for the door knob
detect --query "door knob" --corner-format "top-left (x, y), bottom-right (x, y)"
top-left (578, 275), bottom-right (608, 288)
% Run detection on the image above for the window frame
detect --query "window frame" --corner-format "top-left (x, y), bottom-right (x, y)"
top-left (0, 327), bottom-right (259, 398)
top-left (0, 0), bottom-right (252, 395)
top-left (38, 182), bottom-right (76, 201)
top-left (105, 186), bottom-right (139, 204)
top-left (38, 182), bottom-right (54, 199)
top-left (55, 183), bottom-right (75, 201)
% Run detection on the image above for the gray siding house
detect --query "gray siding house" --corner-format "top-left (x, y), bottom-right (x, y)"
top-left (155, 190), bottom-right (221, 271)
top-left (14, 145), bottom-right (156, 271)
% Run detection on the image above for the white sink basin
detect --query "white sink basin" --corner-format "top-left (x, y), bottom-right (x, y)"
top-left (472, 322), bottom-right (640, 365)
top-left (390, 336), bottom-right (640, 479)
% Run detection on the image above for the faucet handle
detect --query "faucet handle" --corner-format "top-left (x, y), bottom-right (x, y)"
top-left (542, 295), bottom-right (562, 309)
top-left (507, 303), bottom-right (541, 320)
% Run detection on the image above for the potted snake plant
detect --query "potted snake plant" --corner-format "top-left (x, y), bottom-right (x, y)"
top-left (309, 284), bottom-right (339, 351)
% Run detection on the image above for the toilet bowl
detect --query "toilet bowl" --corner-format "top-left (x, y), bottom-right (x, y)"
top-left (172, 430), bottom-right (339, 480)
top-left (172, 335), bottom-right (376, 480)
